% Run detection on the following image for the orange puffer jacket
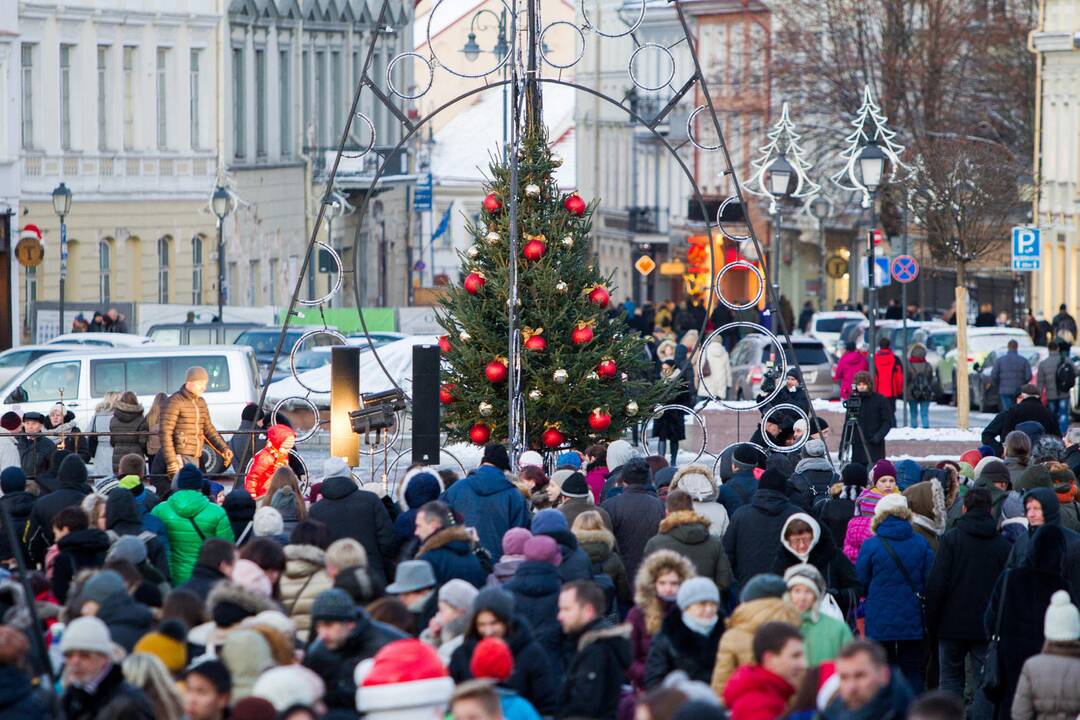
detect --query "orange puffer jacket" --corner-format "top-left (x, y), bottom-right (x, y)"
top-left (244, 424), bottom-right (294, 499)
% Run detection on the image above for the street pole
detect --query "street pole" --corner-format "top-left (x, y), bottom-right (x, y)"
top-left (900, 191), bottom-right (909, 426)
top-left (217, 217), bottom-right (225, 321)
top-left (59, 217), bottom-right (67, 332)
top-left (772, 207), bottom-right (782, 316)
top-left (867, 193), bottom-right (878, 384)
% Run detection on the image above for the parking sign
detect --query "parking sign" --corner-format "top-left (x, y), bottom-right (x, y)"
top-left (1012, 226), bottom-right (1040, 271)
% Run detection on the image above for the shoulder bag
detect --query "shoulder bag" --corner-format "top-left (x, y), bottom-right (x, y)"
top-left (981, 569), bottom-right (1010, 700)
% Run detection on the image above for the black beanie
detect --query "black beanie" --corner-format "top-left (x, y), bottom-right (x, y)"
top-left (841, 462), bottom-right (867, 488)
top-left (211, 599), bottom-right (253, 628)
top-left (49, 449), bottom-right (72, 475)
top-left (0, 467), bottom-right (26, 494)
top-left (57, 454), bottom-right (88, 486)
top-left (482, 444), bottom-right (511, 472)
top-left (758, 468), bottom-right (787, 493)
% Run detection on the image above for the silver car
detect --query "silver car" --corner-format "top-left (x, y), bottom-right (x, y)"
top-left (729, 335), bottom-right (837, 401)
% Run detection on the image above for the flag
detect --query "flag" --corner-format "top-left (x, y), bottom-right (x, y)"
top-left (431, 203), bottom-right (453, 243)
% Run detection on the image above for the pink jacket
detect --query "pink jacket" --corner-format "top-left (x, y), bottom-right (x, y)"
top-left (585, 466), bottom-right (607, 504)
top-left (834, 351), bottom-right (870, 400)
top-left (842, 515), bottom-right (874, 563)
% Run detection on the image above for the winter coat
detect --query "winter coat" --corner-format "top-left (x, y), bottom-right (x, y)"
top-left (1003, 396), bottom-right (1060, 438)
top-left (60, 663), bottom-right (153, 720)
top-left (537, 527), bottom-right (593, 582)
top-left (0, 665), bottom-right (49, 719)
top-left (1039, 352), bottom-right (1071, 402)
top-left (151, 488), bottom-right (234, 583)
top-left (243, 425), bottom-right (293, 499)
top-left (924, 509), bottom-right (1010, 641)
top-left (643, 607), bottom-right (722, 689)
top-left (442, 464), bottom-right (530, 560)
top-left (904, 354), bottom-right (939, 402)
top-left (46, 413), bottom-right (91, 464)
top-left (820, 673), bottom-right (914, 720)
top-left (86, 410), bottom-right (114, 476)
top-left (670, 464), bottom-right (731, 536)
top-left (856, 514), bottom-right (934, 641)
top-left (1007, 488), bottom-right (1080, 569)
top-left (771, 513), bottom-right (859, 614)
top-left (585, 465), bottom-right (607, 504)
top-left (176, 563), bottom-right (229, 603)
top-left (816, 484), bottom-right (859, 552)
top-left (416, 526), bottom-right (488, 588)
top-left (0, 491), bottom-right (34, 563)
top-left (992, 349), bottom-right (1033, 400)
top-left (558, 496), bottom-right (613, 532)
top-left (17, 434), bottom-right (55, 480)
top-left (700, 339), bottom-right (733, 401)
top-left (280, 544), bottom-right (333, 642)
top-left (842, 488), bottom-right (895, 564)
top-left (710, 597), bottom-right (800, 697)
top-left (789, 457), bottom-right (840, 512)
top-left (559, 619), bottom-right (631, 720)
top-left (0, 431), bottom-right (20, 476)
top-left (575, 527), bottom-right (631, 607)
top-left (800, 608), bottom-right (853, 666)
top-left (229, 418), bottom-right (264, 474)
top-left (644, 511), bottom-right (733, 592)
top-left (1064, 444), bottom-right (1080, 478)
top-left (309, 475), bottom-right (395, 587)
top-left (874, 350), bottom-right (903, 399)
top-left (628, 550), bottom-right (695, 689)
top-left (601, 484), bottom-right (665, 581)
top-left (303, 610), bottom-right (409, 712)
top-left (270, 487), bottom-right (301, 536)
top-left (505, 559), bottom-right (564, 667)
top-left (159, 385), bottom-right (230, 472)
top-left (718, 470), bottom-right (757, 518)
top-left (902, 479), bottom-right (947, 553)
top-left (723, 664), bottom-right (796, 720)
top-left (106, 487), bottom-right (171, 581)
top-left (26, 455), bottom-right (90, 565)
top-left (723, 488), bottom-right (802, 586)
top-left (223, 487), bottom-right (257, 544)
top-left (51, 527), bottom-right (110, 602)
top-left (109, 401), bottom-right (148, 473)
top-left (95, 590), bottom-right (154, 652)
top-left (393, 472), bottom-right (442, 553)
top-left (851, 391), bottom-right (893, 465)
top-left (1012, 641), bottom-right (1080, 720)
top-left (834, 351), bottom-right (869, 400)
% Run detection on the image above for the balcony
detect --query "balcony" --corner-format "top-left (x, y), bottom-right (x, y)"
top-left (21, 152), bottom-right (218, 198)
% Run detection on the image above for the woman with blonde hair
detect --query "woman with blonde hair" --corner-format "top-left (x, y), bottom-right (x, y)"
top-left (88, 390), bottom-right (121, 477)
top-left (627, 550), bottom-right (696, 691)
top-left (80, 493), bottom-right (108, 531)
top-left (122, 652), bottom-right (185, 720)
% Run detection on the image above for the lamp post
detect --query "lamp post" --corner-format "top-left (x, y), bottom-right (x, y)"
top-left (51, 182), bottom-right (72, 332)
top-left (857, 141), bottom-right (887, 378)
top-left (809, 195), bottom-right (831, 307)
top-left (767, 153), bottom-right (794, 329)
top-left (211, 185), bottom-right (231, 321)
top-left (462, 9), bottom-right (510, 154)
top-left (372, 200), bottom-right (387, 306)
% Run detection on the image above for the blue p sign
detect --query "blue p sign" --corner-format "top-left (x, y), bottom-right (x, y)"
top-left (1011, 226), bottom-right (1040, 271)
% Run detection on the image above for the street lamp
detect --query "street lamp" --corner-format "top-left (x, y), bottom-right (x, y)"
top-left (857, 141), bottom-right (888, 373)
top-left (461, 9), bottom-right (510, 152)
top-left (766, 154), bottom-right (795, 321)
top-left (52, 182), bottom-right (72, 332)
top-left (211, 184), bottom-right (231, 321)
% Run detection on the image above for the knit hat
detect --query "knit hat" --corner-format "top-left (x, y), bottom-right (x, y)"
top-left (0, 466), bottom-right (27, 494)
top-left (874, 492), bottom-right (909, 519)
top-left (482, 444), bottom-right (511, 472)
top-left (518, 450), bottom-right (543, 469)
top-left (221, 629), bottom-right (276, 700)
top-left (803, 439), bottom-right (827, 459)
top-left (311, 588), bottom-right (358, 624)
top-left (185, 659), bottom-right (232, 695)
top-left (107, 535), bottom-right (148, 565)
top-left (118, 474), bottom-right (141, 490)
top-left (978, 444), bottom-right (997, 458)
top-left (175, 463), bottom-right (203, 491)
top-left (0, 412), bottom-right (20, 431)
top-left (841, 463), bottom-right (867, 488)
top-left (758, 468), bottom-right (787, 493)
top-left (871, 459), bottom-right (897, 484)
top-left (549, 469), bottom-right (575, 491)
top-left (80, 570), bottom-right (126, 604)
top-left (523, 535), bottom-right (561, 566)
top-left (531, 508), bottom-right (569, 535)
top-left (784, 563), bottom-right (825, 600)
top-left (355, 639), bottom-right (454, 714)
top-left (185, 366), bottom-right (210, 383)
top-left (470, 587), bottom-right (514, 626)
top-left (501, 527), bottom-right (532, 558)
top-left (133, 619), bottom-right (188, 674)
top-left (232, 559), bottom-right (272, 598)
top-left (739, 574), bottom-right (788, 603)
top-left (438, 579), bottom-right (480, 611)
top-left (978, 459), bottom-right (1011, 487)
top-left (60, 616), bottom-right (114, 656)
top-left (677, 577), bottom-right (720, 610)
top-left (606, 440), bottom-right (636, 471)
top-left (1044, 590), bottom-right (1080, 642)
top-left (253, 666), bottom-right (324, 711)
top-left (58, 453), bottom-right (88, 486)
top-left (386, 560), bottom-right (436, 594)
top-left (559, 472), bottom-right (591, 498)
top-left (1017, 464), bottom-right (1053, 492)
top-left (252, 506), bottom-right (284, 537)
top-left (557, 451), bottom-right (583, 469)
top-left (470, 636), bottom-right (514, 681)
top-left (733, 444), bottom-right (764, 471)
top-left (322, 457), bottom-right (351, 480)
top-left (232, 697), bottom-right (278, 720)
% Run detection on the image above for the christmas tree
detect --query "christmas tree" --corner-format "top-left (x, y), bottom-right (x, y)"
top-left (436, 123), bottom-right (675, 450)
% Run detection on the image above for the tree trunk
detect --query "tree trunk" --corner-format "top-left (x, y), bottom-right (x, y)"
top-left (956, 282), bottom-right (970, 430)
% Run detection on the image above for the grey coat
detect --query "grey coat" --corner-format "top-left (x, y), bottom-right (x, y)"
top-left (1012, 642), bottom-right (1080, 720)
top-left (1038, 353), bottom-right (1069, 401)
top-left (992, 350), bottom-right (1033, 399)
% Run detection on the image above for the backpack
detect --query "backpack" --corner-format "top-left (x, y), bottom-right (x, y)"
top-left (1056, 355), bottom-right (1076, 393)
top-left (910, 368), bottom-right (934, 401)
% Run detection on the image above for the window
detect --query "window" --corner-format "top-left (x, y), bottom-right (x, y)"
top-left (255, 48), bottom-right (267, 156)
top-left (98, 240), bottom-right (111, 302)
top-left (302, 49), bottom-right (311, 146)
top-left (192, 235), bottom-right (204, 303)
top-left (91, 358), bottom-right (167, 397)
top-left (233, 47), bottom-right (245, 158)
top-left (97, 46), bottom-right (109, 150)
top-left (123, 47), bottom-right (136, 150)
top-left (12, 361), bottom-right (81, 403)
top-left (248, 260), bottom-right (261, 305)
top-left (190, 49), bottom-right (201, 148)
top-left (268, 258), bottom-right (278, 305)
top-left (148, 328), bottom-right (181, 345)
top-left (315, 50), bottom-right (326, 145)
top-left (166, 355), bottom-right (230, 392)
top-left (279, 49), bottom-right (291, 157)
top-left (158, 236), bottom-right (170, 303)
top-left (21, 45), bottom-right (33, 148)
top-left (156, 48), bottom-right (168, 148)
top-left (60, 45), bottom-right (73, 149)
top-left (331, 50), bottom-right (342, 137)
top-left (188, 327), bottom-right (213, 344)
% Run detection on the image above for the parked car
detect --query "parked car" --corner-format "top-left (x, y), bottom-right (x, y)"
top-left (936, 327), bottom-right (1033, 401)
top-left (46, 332), bottom-right (154, 347)
top-left (235, 327), bottom-right (340, 377)
top-left (346, 331), bottom-right (407, 347)
top-left (729, 335), bottom-right (836, 402)
top-left (806, 311), bottom-right (866, 350)
top-left (968, 346), bottom-right (1046, 413)
top-left (0, 345), bottom-right (76, 387)
top-left (147, 322), bottom-right (261, 346)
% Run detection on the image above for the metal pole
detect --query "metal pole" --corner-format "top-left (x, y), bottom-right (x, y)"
top-left (868, 193), bottom-right (878, 383)
top-left (217, 217), bottom-right (225, 321)
top-left (58, 216), bottom-right (67, 332)
top-left (772, 207), bottom-right (781, 312)
top-left (901, 191), bottom-right (909, 426)
top-left (501, 10), bottom-right (508, 157)
top-left (327, 214), bottom-right (333, 308)
top-left (379, 219), bottom-right (387, 306)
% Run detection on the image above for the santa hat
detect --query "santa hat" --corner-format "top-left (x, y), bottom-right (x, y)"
top-left (355, 639), bottom-right (454, 715)
top-left (815, 662), bottom-right (839, 711)
top-left (20, 224), bottom-right (42, 242)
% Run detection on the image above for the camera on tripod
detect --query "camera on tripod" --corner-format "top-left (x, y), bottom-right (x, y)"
top-left (843, 393), bottom-right (862, 413)
top-left (759, 363), bottom-right (781, 395)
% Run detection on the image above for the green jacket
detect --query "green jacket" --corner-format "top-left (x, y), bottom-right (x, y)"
top-left (800, 608), bottom-right (853, 666)
top-left (151, 489), bottom-right (234, 583)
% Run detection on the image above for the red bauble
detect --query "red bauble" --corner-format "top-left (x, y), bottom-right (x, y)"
top-left (485, 358), bottom-right (508, 384)
top-left (542, 427), bottom-right (565, 449)
top-left (438, 335), bottom-right (452, 353)
top-left (524, 335), bottom-right (547, 352)
top-left (571, 323), bottom-right (594, 345)
top-left (588, 408), bottom-right (612, 431)
top-left (482, 193), bottom-right (503, 213)
top-left (464, 272), bottom-right (486, 295)
top-left (439, 384), bottom-right (455, 405)
top-left (523, 238), bottom-right (547, 262)
top-left (587, 286), bottom-right (610, 308)
top-left (597, 359), bottom-right (618, 379)
top-left (563, 193), bottom-right (587, 216)
top-left (470, 422), bottom-right (492, 444)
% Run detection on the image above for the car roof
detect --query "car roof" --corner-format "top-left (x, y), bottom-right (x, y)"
top-left (966, 327), bottom-right (1029, 336)
top-left (0, 344), bottom-right (73, 354)
top-left (811, 311), bottom-right (866, 319)
top-left (149, 322), bottom-right (260, 329)
top-left (47, 332), bottom-right (153, 344)
top-left (22, 345), bottom-right (252, 359)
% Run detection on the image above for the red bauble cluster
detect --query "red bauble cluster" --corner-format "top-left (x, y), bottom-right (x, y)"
top-left (482, 193), bottom-right (503, 213)
top-left (523, 238), bottom-right (547, 262)
top-left (464, 272), bottom-right (486, 295)
top-left (588, 408), bottom-right (612, 431)
top-left (470, 422), bottom-right (492, 444)
top-left (542, 426), bottom-right (565, 449)
top-left (597, 358), bottom-right (618, 379)
top-left (587, 285), bottom-right (610, 309)
top-left (439, 384), bottom-right (455, 405)
top-left (524, 335), bottom-right (547, 352)
top-left (438, 335), bottom-right (452, 353)
top-left (571, 322), bottom-right (594, 345)
top-left (485, 358), bottom-right (508, 384)
top-left (563, 193), bottom-right (587, 216)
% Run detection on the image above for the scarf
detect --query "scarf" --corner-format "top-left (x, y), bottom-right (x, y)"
top-left (682, 612), bottom-right (718, 637)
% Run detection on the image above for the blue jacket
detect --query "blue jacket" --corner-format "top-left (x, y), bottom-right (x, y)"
top-left (992, 349), bottom-right (1033, 398)
top-left (856, 515), bottom-right (934, 641)
top-left (498, 689), bottom-right (542, 720)
top-left (415, 526), bottom-right (488, 588)
top-left (443, 465), bottom-right (529, 559)
top-left (505, 559), bottom-right (564, 669)
top-left (537, 528), bottom-right (593, 582)
top-left (393, 472), bottom-right (442, 552)
top-left (894, 460), bottom-right (923, 492)
top-left (718, 470), bottom-right (757, 517)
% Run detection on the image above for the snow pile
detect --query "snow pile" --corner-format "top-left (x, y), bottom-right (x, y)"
top-left (885, 426), bottom-right (983, 442)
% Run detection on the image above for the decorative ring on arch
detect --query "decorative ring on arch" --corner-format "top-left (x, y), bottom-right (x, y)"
top-left (344, 112), bottom-right (376, 159)
top-left (426, 0), bottom-right (515, 78)
top-left (716, 196), bottom-right (753, 243)
top-left (540, 21), bottom-right (586, 69)
top-left (698, 322), bottom-right (788, 410)
top-left (628, 43), bottom-right (675, 92)
top-left (271, 397), bottom-right (322, 443)
top-left (298, 242), bottom-right (342, 307)
top-left (712, 441), bottom-right (765, 477)
top-left (384, 446), bottom-right (469, 499)
top-left (714, 260), bottom-right (765, 311)
top-left (637, 404), bottom-right (708, 464)
top-left (289, 328), bottom-right (348, 394)
top-left (582, 0), bottom-right (645, 38)
top-left (687, 106), bottom-right (721, 152)
top-left (387, 52), bottom-right (435, 99)
top-left (357, 411), bottom-right (404, 456)
top-left (759, 403), bottom-right (811, 454)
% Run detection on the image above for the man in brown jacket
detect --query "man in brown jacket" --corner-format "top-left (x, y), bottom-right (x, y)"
top-left (160, 366), bottom-right (232, 477)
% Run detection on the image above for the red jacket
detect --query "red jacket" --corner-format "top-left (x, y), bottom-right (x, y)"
top-left (834, 351), bottom-right (869, 400)
top-left (244, 424), bottom-right (294, 499)
top-left (874, 350), bottom-right (904, 398)
top-left (723, 664), bottom-right (796, 720)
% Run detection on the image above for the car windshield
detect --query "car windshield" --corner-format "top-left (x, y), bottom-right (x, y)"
top-left (236, 331), bottom-right (301, 354)
top-left (814, 318), bottom-right (855, 333)
top-left (927, 332), bottom-right (957, 355)
top-left (761, 344), bottom-right (830, 366)
top-left (969, 334), bottom-right (1032, 353)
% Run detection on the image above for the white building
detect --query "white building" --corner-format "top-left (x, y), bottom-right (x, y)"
top-left (0, 3), bottom-right (19, 349)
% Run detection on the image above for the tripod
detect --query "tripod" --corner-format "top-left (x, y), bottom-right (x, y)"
top-left (837, 403), bottom-right (871, 465)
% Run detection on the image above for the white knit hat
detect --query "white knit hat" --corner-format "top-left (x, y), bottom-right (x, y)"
top-left (518, 451), bottom-right (544, 469)
top-left (874, 492), bottom-right (909, 518)
top-left (59, 616), bottom-right (114, 656)
top-left (252, 664), bottom-right (325, 711)
top-left (1044, 590), bottom-right (1080, 642)
top-left (252, 506), bottom-right (284, 537)
top-left (784, 563), bottom-right (825, 599)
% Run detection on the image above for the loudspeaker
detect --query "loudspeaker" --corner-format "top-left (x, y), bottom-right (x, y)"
top-left (412, 344), bottom-right (441, 465)
top-left (330, 346), bottom-right (361, 465)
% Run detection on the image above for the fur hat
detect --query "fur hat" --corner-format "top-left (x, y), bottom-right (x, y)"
top-left (355, 639), bottom-right (454, 714)
top-left (470, 636), bottom-right (513, 681)
top-left (672, 465), bottom-right (718, 502)
top-left (1044, 590), bottom-right (1080, 642)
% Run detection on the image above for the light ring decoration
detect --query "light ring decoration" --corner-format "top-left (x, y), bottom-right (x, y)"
top-left (298, 242), bottom-right (342, 307)
top-left (344, 112), bottom-right (376, 158)
top-left (628, 43), bottom-right (675, 92)
top-left (271, 397), bottom-right (322, 443)
top-left (699, 322), bottom-right (788, 410)
top-left (714, 260), bottom-right (766, 311)
top-left (539, 21), bottom-right (586, 69)
top-left (687, 106), bottom-right (721, 152)
top-left (716, 195), bottom-right (753, 242)
top-left (426, 0), bottom-right (515, 79)
top-left (289, 328), bottom-right (348, 394)
top-left (582, 0), bottom-right (645, 38)
top-left (387, 52), bottom-right (435, 99)
top-left (759, 402), bottom-right (811, 454)
top-left (357, 410), bottom-right (404, 456)
top-left (637, 403), bottom-right (708, 464)
top-left (384, 446), bottom-right (469, 499)
top-left (712, 441), bottom-right (765, 477)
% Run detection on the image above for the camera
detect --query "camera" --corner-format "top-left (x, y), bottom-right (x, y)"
top-left (843, 393), bottom-right (862, 413)
top-left (760, 364), bottom-right (781, 395)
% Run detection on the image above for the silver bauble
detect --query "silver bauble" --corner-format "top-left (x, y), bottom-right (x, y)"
top-left (466, 245), bottom-right (480, 258)
top-left (561, 235), bottom-right (574, 247)
top-left (529, 389), bottom-right (543, 400)
top-left (479, 401), bottom-right (493, 417)
top-left (485, 231), bottom-right (500, 243)
top-left (525, 183), bottom-right (541, 197)
top-left (555, 281), bottom-right (568, 292)
top-left (553, 368), bottom-right (569, 384)
top-left (626, 400), bottom-right (639, 416)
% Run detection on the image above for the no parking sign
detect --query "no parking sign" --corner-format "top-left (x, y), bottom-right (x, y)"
top-left (890, 255), bottom-right (919, 284)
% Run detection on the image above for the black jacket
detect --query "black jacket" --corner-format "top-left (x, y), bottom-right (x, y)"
top-left (601, 484), bottom-right (665, 581)
top-left (109, 402), bottom-right (148, 473)
top-left (925, 510), bottom-right (1011, 641)
top-left (61, 664), bottom-right (153, 720)
top-left (105, 488), bottom-right (170, 581)
top-left (851, 391), bottom-right (893, 465)
top-left (505, 560), bottom-right (564, 669)
top-left (560, 619), bottom-right (631, 720)
top-left (1065, 444), bottom-right (1080, 479)
top-left (222, 487), bottom-right (257, 543)
top-left (415, 526), bottom-right (488, 588)
top-left (723, 488), bottom-right (802, 586)
top-left (303, 610), bottom-right (409, 711)
top-left (45, 412), bottom-right (91, 464)
top-left (1002, 396), bottom-right (1060, 438)
top-left (51, 528), bottom-right (110, 603)
top-left (0, 664), bottom-right (50, 720)
top-left (538, 528), bottom-right (593, 582)
top-left (771, 522), bottom-right (859, 614)
top-left (815, 487), bottom-right (859, 550)
top-left (229, 419), bottom-right (266, 474)
top-left (26, 454), bottom-right (91, 565)
top-left (176, 564), bottom-right (228, 603)
top-left (789, 458), bottom-right (839, 512)
top-left (643, 607), bottom-right (722, 689)
top-left (17, 434), bottom-right (56, 480)
top-left (0, 491), bottom-right (35, 563)
top-left (95, 591), bottom-right (154, 653)
top-left (309, 476), bottom-right (395, 587)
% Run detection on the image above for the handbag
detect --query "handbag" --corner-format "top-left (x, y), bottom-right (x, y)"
top-left (981, 570), bottom-right (1010, 700)
top-left (878, 537), bottom-right (927, 631)
top-left (819, 592), bottom-right (845, 622)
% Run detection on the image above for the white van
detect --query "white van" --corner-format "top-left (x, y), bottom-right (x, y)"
top-left (0, 346), bottom-right (260, 430)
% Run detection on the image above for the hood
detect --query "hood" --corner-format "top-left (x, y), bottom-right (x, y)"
top-left (573, 527), bottom-right (615, 554)
top-left (634, 550), bottom-right (696, 635)
top-left (507, 560), bottom-right (562, 597)
top-left (779, 512), bottom-right (821, 562)
top-left (417, 526), bottom-right (474, 558)
top-left (223, 488), bottom-right (257, 523)
top-left (671, 465), bottom-right (718, 502)
top-left (910, 344), bottom-right (927, 360)
top-left (576, 621), bottom-right (632, 665)
top-left (167, 488), bottom-right (211, 519)
top-left (207, 580), bottom-right (278, 619)
top-left (903, 479), bottom-right (947, 536)
top-left (271, 487), bottom-right (300, 522)
top-left (320, 475), bottom-right (359, 500)
top-left (793, 456), bottom-right (834, 476)
top-left (57, 454), bottom-right (89, 490)
top-left (895, 459), bottom-right (923, 491)
top-left (1025, 486), bottom-right (1063, 527)
top-left (727, 597), bottom-right (800, 632)
top-left (465, 465), bottom-right (515, 496)
top-left (606, 440), bottom-right (636, 472)
top-left (105, 488), bottom-right (144, 535)
top-left (873, 514), bottom-right (915, 541)
top-left (956, 510), bottom-right (999, 539)
top-left (112, 404), bottom-right (144, 422)
top-left (659, 510), bottom-right (711, 544)
top-left (751, 488), bottom-right (795, 516)
top-left (1027, 524), bottom-right (1067, 576)
top-left (0, 491), bottom-right (35, 517)
top-left (57, 527), bottom-right (111, 554)
top-left (539, 527), bottom-right (580, 553)
top-left (284, 544), bottom-right (327, 578)
top-left (266, 424), bottom-right (295, 451)
top-left (403, 472), bottom-right (442, 510)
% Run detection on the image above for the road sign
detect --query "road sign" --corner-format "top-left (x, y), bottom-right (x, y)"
top-left (860, 256), bottom-right (891, 288)
top-left (890, 254), bottom-right (919, 283)
top-left (15, 236), bottom-right (44, 268)
top-left (413, 173), bottom-right (433, 212)
top-left (1011, 226), bottom-right (1040, 271)
top-left (825, 255), bottom-right (848, 279)
top-left (635, 255), bottom-right (656, 276)
top-left (873, 228), bottom-right (884, 245)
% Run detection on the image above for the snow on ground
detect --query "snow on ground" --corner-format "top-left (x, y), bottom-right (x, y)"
top-left (885, 426), bottom-right (983, 442)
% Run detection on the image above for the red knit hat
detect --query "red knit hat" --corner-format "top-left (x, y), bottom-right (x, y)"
top-left (470, 636), bottom-right (514, 681)
top-left (356, 639), bottom-right (454, 713)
